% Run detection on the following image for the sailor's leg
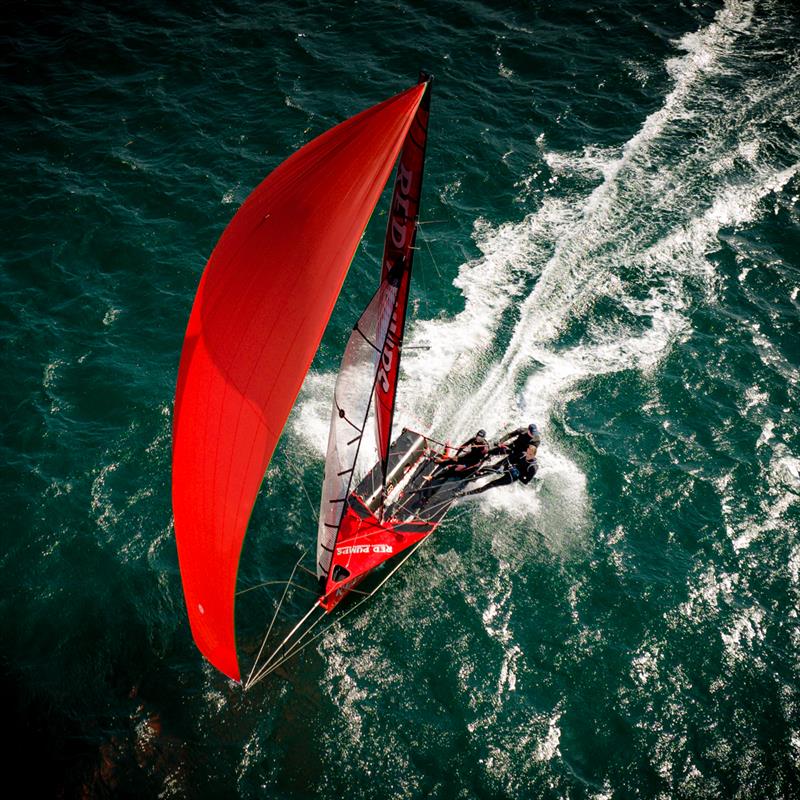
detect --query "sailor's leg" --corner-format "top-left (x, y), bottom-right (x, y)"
top-left (463, 473), bottom-right (515, 496)
top-left (472, 456), bottom-right (510, 479)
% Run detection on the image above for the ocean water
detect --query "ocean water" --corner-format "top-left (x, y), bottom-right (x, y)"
top-left (2, 0), bottom-right (799, 796)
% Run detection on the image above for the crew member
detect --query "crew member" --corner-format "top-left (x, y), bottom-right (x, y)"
top-left (460, 443), bottom-right (538, 496)
top-left (488, 423), bottom-right (541, 461)
top-left (419, 429), bottom-right (490, 498)
top-left (435, 429), bottom-right (490, 474)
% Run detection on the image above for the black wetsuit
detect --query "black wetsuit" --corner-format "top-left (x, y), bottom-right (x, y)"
top-left (419, 435), bottom-right (489, 501)
top-left (487, 427), bottom-right (541, 460)
top-left (463, 428), bottom-right (540, 496)
top-left (465, 452), bottom-right (538, 495)
top-left (444, 435), bottom-right (489, 473)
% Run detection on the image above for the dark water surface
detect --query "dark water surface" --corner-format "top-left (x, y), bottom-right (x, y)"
top-left (2, 0), bottom-right (799, 797)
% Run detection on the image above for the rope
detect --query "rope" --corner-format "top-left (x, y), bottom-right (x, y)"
top-left (236, 580), bottom-right (317, 597)
top-left (389, 473), bottom-right (470, 522)
top-left (419, 433), bottom-right (450, 450)
top-left (415, 494), bottom-right (457, 519)
top-left (245, 551), bottom-right (306, 689)
top-left (418, 228), bottom-right (443, 280)
top-left (286, 460), bottom-right (319, 520)
top-left (247, 602), bottom-right (325, 689)
top-left (246, 537), bottom-right (434, 686)
top-left (297, 563), bottom-right (318, 579)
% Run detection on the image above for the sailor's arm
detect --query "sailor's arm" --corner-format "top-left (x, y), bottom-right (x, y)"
top-left (489, 428), bottom-right (523, 454)
top-left (454, 435), bottom-right (478, 454)
top-left (498, 427), bottom-right (523, 444)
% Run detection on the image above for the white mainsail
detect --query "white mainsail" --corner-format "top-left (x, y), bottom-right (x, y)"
top-left (316, 280), bottom-right (399, 579)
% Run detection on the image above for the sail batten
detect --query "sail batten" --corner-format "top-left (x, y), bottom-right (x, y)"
top-left (316, 277), bottom-right (401, 579)
top-left (173, 83), bottom-right (426, 682)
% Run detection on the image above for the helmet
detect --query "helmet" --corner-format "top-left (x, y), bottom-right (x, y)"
top-left (528, 423), bottom-right (538, 435)
top-left (476, 429), bottom-right (487, 439)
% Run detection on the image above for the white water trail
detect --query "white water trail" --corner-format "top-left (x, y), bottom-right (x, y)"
top-left (387, 0), bottom-right (798, 532)
top-left (402, 0), bottom-right (761, 437)
top-left (293, 0), bottom-right (799, 540)
top-left (293, 0), bottom-right (800, 786)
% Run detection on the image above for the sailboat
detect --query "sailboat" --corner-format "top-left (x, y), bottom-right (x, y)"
top-left (172, 74), bottom-right (461, 687)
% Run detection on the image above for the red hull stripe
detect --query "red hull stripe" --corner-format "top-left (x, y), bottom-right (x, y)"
top-left (320, 505), bottom-right (434, 611)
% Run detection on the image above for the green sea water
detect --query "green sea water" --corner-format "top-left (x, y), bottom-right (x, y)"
top-left (2, 0), bottom-right (799, 797)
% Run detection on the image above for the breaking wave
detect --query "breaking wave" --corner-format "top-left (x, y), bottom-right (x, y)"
top-left (294, 0), bottom-right (800, 792)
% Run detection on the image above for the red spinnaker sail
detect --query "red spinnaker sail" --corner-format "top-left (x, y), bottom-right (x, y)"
top-left (172, 84), bottom-right (425, 682)
top-left (374, 81), bottom-right (432, 476)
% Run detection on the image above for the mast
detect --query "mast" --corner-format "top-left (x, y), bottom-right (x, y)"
top-left (374, 73), bottom-right (433, 500)
top-left (317, 75), bottom-right (433, 589)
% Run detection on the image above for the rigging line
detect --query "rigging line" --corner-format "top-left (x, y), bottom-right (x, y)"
top-left (247, 602), bottom-right (325, 690)
top-left (392, 472), bottom-right (473, 519)
top-left (245, 550), bottom-right (306, 689)
top-left (236, 580), bottom-right (316, 597)
top-left (285, 460), bottom-right (319, 520)
top-left (254, 542), bottom-right (424, 685)
top-left (247, 610), bottom-right (327, 689)
top-left (246, 552), bottom-right (307, 686)
top-left (416, 495), bottom-right (457, 518)
top-left (251, 536), bottom-right (433, 683)
top-left (264, 536), bottom-right (434, 677)
top-left (404, 461), bottom-right (489, 498)
top-left (415, 229), bottom-right (431, 318)
top-left (390, 491), bottom-right (429, 521)
top-left (422, 433), bottom-right (450, 449)
top-left (418, 228), bottom-right (443, 281)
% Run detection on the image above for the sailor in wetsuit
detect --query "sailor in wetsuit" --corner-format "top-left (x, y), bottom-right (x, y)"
top-left (489, 423), bottom-right (541, 462)
top-left (461, 445), bottom-right (538, 495)
top-left (458, 423), bottom-right (541, 496)
top-left (434, 429), bottom-right (490, 476)
top-left (419, 429), bottom-right (490, 499)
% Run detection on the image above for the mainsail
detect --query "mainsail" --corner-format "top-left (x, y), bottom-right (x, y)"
top-left (172, 83), bottom-right (426, 682)
top-left (316, 279), bottom-right (400, 581)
